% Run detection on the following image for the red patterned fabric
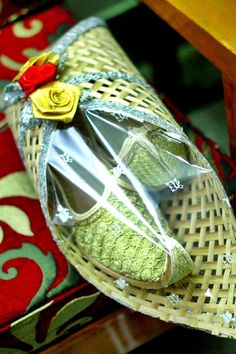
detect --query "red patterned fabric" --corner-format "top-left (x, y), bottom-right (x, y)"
top-left (0, 4), bottom-right (80, 328)
top-left (0, 284), bottom-right (113, 353)
top-left (0, 4), bottom-right (75, 81)
top-left (0, 0), bottom-right (56, 28)
top-left (0, 122), bottom-right (82, 328)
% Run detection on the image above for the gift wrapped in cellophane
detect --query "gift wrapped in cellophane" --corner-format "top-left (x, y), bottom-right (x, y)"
top-left (2, 17), bottom-right (236, 338)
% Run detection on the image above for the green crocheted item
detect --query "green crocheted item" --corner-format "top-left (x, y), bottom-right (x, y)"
top-left (120, 126), bottom-right (188, 188)
top-left (51, 120), bottom-right (193, 287)
top-left (72, 187), bottom-right (193, 285)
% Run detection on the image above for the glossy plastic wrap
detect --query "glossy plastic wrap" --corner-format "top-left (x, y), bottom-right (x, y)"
top-left (46, 106), bottom-right (210, 289)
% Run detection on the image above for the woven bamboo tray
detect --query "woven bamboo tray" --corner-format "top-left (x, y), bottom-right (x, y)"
top-left (6, 24), bottom-right (236, 338)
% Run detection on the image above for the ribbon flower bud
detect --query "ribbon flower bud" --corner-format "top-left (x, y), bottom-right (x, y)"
top-left (30, 81), bottom-right (81, 123)
top-left (14, 52), bottom-right (59, 96)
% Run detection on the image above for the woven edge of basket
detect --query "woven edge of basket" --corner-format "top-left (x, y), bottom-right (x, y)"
top-left (62, 237), bottom-right (236, 339)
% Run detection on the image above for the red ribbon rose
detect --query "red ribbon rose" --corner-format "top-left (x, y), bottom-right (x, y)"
top-left (18, 63), bottom-right (58, 96)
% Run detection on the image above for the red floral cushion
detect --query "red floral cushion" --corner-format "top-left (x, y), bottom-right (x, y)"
top-left (0, 0), bottom-right (57, 28)
top-left (0, 4), bottom-right (75, 81)
top-left (0, 4), bottom-right (82, 328)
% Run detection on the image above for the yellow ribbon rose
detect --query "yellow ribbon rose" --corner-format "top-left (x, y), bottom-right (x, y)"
top-left (30, 81), bottom-right (81, 123)
top-left (14, 52), bottom-right (59, 81)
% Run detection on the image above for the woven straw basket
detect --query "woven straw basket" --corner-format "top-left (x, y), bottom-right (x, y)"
top-left (6, 21), bottom-right (236, 338)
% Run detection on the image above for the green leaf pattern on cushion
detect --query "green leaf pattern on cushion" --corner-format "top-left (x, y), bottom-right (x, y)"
top-left (0, 227), bottom-right (3, 243)
top-left (12, 20), bottom-right (43, 38)
top-left (0, 206), bottom-right (34, 236)
top-left (0, 302), bottom-right (52, 354)
top-left (1, 293), bottom-right (99, 353)
top-left (23, 48), bottom-right (41, 59)
top-left (0, 172), bottom-right (37, 199)
top-left (0, 170), bottom-right (80, 313)
top-left (0, 243), bottom-right (57, 309)
top-left (47, 264), bottom-right (80, 298)
top-left (0, 55), bottom-right (22, 71)
top-left (0, 172), bottom-right (37, 238)
top-left (47, 293), bottom-right (99, 339)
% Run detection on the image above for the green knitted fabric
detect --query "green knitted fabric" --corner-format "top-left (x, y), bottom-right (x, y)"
top-left (73, 187), bottom-right (193, 285)
top-left (120, 126), bottom-right (188, 188)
